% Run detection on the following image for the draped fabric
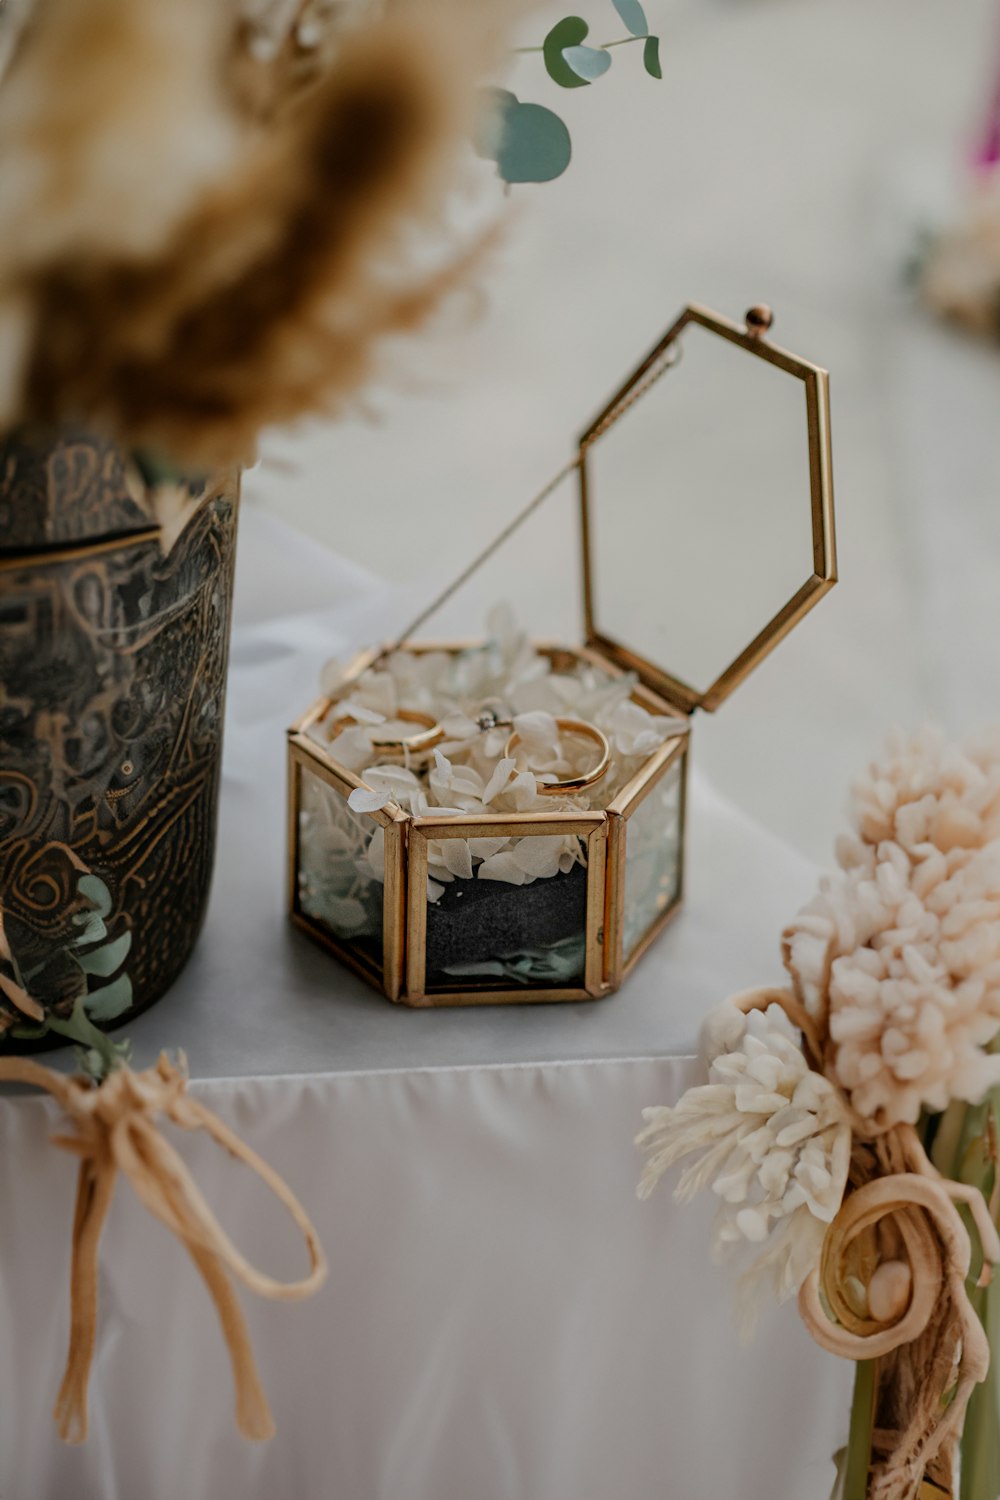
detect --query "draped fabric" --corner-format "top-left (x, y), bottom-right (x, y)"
top-left (0, 1057), bottom-right (850, 1500)
top-left (0, 508), bottom-right (850, 1499)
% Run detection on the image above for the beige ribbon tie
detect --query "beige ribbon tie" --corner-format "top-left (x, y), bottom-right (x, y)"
top-left (0, 1051), bottom-right (327, 1443)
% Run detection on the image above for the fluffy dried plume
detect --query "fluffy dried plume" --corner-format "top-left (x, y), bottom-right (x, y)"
top-left (0, 0), bottom-right (238, 264)
top-left (0, 0), bottom-right (504, 466)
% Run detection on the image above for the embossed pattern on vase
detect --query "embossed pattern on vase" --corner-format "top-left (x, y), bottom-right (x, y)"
top-left (0, 431), bottom-right (238, 1043)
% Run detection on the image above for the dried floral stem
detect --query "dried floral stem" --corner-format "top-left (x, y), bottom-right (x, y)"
top-left (960, 1267), bottom-right (1000, 1500)
top-left (935, 1075), bottom-right (1000, 1498)
top-left (798, 1130), bottom-right (996, 1499)
top-left (641, 728), bottom-right (1000, 1498)
top-left (695, 992), bottom-right (1000, 1495)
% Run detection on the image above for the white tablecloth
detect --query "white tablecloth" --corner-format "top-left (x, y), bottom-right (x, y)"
top-left (0, 506), bottom-right (852, 1500)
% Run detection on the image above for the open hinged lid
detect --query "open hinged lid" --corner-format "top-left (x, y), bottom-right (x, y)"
top-left (575, 303), bottom-right (836, 714)
top-left (392, 302), bottom-right (835, 714)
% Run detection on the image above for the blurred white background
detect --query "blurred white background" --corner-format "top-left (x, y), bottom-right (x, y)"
top-left (247, 0), bottom-right (1000, 863)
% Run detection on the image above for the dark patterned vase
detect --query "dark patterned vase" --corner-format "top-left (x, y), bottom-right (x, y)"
top-left (0, 428), bottom-right (239, 1049)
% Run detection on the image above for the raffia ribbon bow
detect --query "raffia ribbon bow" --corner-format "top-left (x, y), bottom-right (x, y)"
top-left (0, 1052), bottom-right (327, 1443)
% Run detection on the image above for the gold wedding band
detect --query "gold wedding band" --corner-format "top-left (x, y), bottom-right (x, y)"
top-left (369, 710), bottom-right (445, 753)
top-left (504, 717), bottom-right (611, 796)
top-left (333, 709), bottom-right (444, 754)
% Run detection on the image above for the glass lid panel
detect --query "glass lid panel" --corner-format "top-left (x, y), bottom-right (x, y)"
top-left (582, 314), bottom-right (818, 706)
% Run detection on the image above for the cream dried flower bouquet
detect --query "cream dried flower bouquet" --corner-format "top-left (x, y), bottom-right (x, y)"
top-left (638, 728), bottom-right (1000, 1500)
top-left (299, 604), bottom-right (684, 988)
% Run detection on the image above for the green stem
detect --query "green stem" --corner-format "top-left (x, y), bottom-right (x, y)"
top-left (931, 1098), bottom-right (969, 1178)
top-left (46, 1000), bottom-right (129, 1081)
top-left (955, 1084), bottom-right (1000, 1499)
top-left (6, 954), bottom-right (121, 1078)
top-left (960, 1272), bottom-right (1000, 1500)
top-left (512, 34), bottom-right (644, 53)
top-left (842, 1360), bottom-right (876, 1500)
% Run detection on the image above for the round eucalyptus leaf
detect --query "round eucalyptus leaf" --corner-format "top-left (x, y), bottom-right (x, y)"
top-left (562, 44), bottom-right (612, 81)
top-left (77, 873), bottom-right (113, 918)
top-left (473, 86), bottom-right (518, 159)
top-left (612, 0), bottom-right (649, 37)
top-left (496, 100), bottom-right (573, 183)
top-left (643, 35), bottom-right (662, 78)
top-left (84, 972), bottom-right (134, 1022)
top-left (543, 16), bottom-right (591, 88)
top-left (77, 928), bottom-right (133, 979)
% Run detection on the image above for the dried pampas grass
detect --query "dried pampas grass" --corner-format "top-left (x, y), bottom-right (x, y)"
top-left (0, 0), bottom-right (239, 265)
top-left (0, 0), bottom-right (503, 467)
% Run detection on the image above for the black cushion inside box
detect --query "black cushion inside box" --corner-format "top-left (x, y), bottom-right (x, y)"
top-left (425, 861), bottom-right (587, 983)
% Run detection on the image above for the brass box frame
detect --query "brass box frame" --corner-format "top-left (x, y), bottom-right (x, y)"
top-left (289, 645), bottom-right (689, 1006)
top-left (287, 304), bottom-right (835, 1006)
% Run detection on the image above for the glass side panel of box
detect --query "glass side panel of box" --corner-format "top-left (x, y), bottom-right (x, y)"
top-left (297, 767), bottom-right (384, 973)
top-left (623, 757), bottom-right (683, 961)
top-left (424, 833), bottom-right (587, 992)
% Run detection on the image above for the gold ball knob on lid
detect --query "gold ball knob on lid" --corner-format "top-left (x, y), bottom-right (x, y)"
top-left (745, 304), bottom-right (773, 338)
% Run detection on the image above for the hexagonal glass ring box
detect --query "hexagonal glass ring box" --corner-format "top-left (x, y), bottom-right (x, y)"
top-left (287, 304), bottom-right (837, 1006)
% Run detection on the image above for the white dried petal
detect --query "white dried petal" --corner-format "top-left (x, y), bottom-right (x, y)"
top-left (735, 1207), bottom-right (770, 1243)
top-left (348, 785), bottom-right (391, 814)
top-left (467, 837), bottom-right (508, 862)
top-left (478, 852), bottom-right (529, 885)
top-left (365, 825), bottom-right (385, 880)
top-left (438, 840), bottom-right (473, 880)
top-left (481, 757), bottom-right (515, 806)
top-left (510, 837), bottom-right (566, 879)
top-left (637, 1001), bottom-right (851, 1326)
top-left (316, 604), bottom-right (676, 890)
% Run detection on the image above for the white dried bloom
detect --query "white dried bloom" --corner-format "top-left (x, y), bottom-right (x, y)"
top-left (339, 651), bottom-right (456, 726)
top-left (318, 605), bottom-right (684, 891)
top-left (788, 841), bottom-right (1000, 1127)
top-left (297, 770), bottom-right (384, 940)
top-left (345, 749), bottom-right (584, 901)
top-left (605, 699), bottom-right (682, 759)
top-left (637, 1002), bottom-right (851, 1325)
top-left (786, 730), bottom-right (1000, 1128)
top-left (347, 764), bottom-right (423, 815)
top-left (837, 726), bottom-right (1000, 870)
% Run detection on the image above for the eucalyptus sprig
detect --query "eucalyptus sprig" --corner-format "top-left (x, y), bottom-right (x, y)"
top-left (476, 0), bottom-right (663, 184)
top-left (5, 871), bottom-right (134, 1081)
